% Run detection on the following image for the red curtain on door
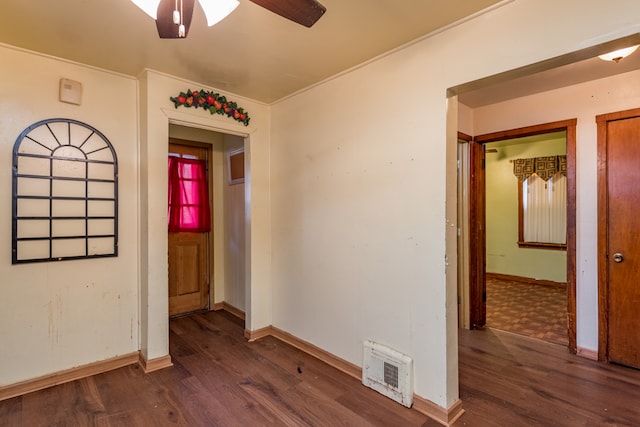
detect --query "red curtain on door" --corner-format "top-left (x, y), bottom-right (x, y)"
top-left (168, 156), bottom-right (211, 232)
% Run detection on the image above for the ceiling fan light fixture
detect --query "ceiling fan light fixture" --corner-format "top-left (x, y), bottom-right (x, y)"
top-left (133, 0), bottom-right (320, 39)
top-left (198, 0), bottom-right (239, 27)
top-left (131, 0), bottom-right (161, 19)
top-left (598, 45), bottom-right (640, 63)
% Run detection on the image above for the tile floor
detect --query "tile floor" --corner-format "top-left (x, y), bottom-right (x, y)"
top-left (486, 274), bottom-right (568, 346)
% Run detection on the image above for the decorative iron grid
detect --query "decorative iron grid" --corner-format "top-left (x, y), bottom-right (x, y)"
top-left (12, 118), bottom-right (118, 263)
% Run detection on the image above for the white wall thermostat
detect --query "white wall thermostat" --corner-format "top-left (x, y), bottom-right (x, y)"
top-left (59, 78), bottom-right (82, 105)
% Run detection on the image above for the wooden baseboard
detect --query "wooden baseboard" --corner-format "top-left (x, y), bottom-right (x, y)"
top-left (138, 353), bottom-right (173, 373)
top-left (577, 346), bottom-right (598, 361)
top-left (268, 326), bottom-right (362, 380)
top-left (413, 396), bottom-right (465, 427)
top-left (244, 326), bottom-right (273, 342)
top-left (252, 326), bottom-right (454, 425)
top-left (0, 351), bottom-right (139, 402)
top-left (213, 301), bottom-right (246, 321)
top-left (486, 272), bottom-right (566, 287)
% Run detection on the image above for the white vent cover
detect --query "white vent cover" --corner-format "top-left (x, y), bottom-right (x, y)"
top-left (362, 340), bottom-right (413, 407)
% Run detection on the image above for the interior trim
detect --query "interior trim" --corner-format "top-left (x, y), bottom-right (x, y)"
top-left (213, 301), bottom-right (246, 320)
top-left (138, 353), bottom-right (173, 373)
top-left (577, 347), bottom-right (598, 361)
top-left (413, 396), bottom-right (465, 427)
top-left (0, 351), bottom-right (139, 402)
top-left (244, 326), bottom-right (272, 342)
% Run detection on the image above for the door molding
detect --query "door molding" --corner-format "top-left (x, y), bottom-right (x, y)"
top-left (472, 118), bottom-right (577, 352)
top-left (457, 132), bottom-right (472, 329)
top-left (596, 107), bottom-right (640, 362)
top-left (468, 139), bottom-right (486, 328)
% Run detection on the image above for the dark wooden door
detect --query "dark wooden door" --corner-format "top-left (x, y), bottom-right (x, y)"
top-left (168, 142), bottom-right (210, 317)
top-left (598, 109), bottom-right (640, 368)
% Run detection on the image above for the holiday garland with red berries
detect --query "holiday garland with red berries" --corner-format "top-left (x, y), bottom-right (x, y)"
top-left (170, 89), bottom-right (250, 126)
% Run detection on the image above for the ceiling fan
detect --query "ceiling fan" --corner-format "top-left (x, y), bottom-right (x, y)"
top-left (132, 0), bottom-right (326, 39)
top-left (249, 0), bottom-right (326, 27)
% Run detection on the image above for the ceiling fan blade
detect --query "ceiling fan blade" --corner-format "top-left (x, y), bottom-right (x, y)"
top-left (156, 0), bottom-right (195, 38)
top-left (249, 0), bottom-right (326, 27)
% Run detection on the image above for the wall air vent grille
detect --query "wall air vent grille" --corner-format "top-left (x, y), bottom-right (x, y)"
top-left (384, 361), bottom-right (399, 388)
top-left (362, 340), bottom-right (413, 407)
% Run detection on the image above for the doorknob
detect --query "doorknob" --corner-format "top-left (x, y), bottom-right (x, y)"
top-left (613, 253), bottom-right (624, 263)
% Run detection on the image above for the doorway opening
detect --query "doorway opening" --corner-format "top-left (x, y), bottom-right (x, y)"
top-left (167, 125), bottom-right (247, 319)
top-left (462, 120), bottom-right (576, 351)
top-left (481, 128), bottom-right (572, 347)
top-left (168, 140), bottom-right (212, 317)
top-left (452, 34), bottom-right (640, 357)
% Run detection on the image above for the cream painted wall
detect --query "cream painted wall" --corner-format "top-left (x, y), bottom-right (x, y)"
top-left (0, 48), bottom-right (267, 386)
top-left (485, 136), bottom-right (567, 282)
top-left (223, 135), bottom-right (247, 312)
top-left (269, 0), bottom-right (640, 409)
top-left (0, 45), bottom-right (139, 385)
top-left (458, 103), bottom-right (474, 137)
top-left (472, 66), bottom-right (640, 353)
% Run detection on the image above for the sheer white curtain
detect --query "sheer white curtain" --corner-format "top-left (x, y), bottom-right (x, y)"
top-left (523, 172), bottom-right (566, 244)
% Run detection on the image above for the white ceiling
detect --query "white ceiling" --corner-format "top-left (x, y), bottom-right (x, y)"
top-left (2, 1), bottom-right (638, 106)
top-left (0, 0), bottom-right (501, 103)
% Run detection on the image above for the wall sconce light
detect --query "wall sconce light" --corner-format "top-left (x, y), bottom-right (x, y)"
top-left (598, 45), bottom-right (639, 63)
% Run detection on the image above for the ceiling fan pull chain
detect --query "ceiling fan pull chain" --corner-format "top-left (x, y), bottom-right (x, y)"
top-left (173, 0), bottom-right (180, 24)
top-left (178, 0), bottom-right (185, 37)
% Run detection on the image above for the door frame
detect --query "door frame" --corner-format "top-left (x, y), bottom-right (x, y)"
top-left (596, 107), bottom-right (640, 361)
top-left (457, 132), bottom-right (472, 329)
top-left (470, 119), bottom-right (577, 352)
top-left (468, 137), bottom-right (486, 328)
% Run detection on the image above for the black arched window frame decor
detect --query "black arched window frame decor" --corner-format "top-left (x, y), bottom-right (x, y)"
top-left (12, 118), bottom-right (118, 264)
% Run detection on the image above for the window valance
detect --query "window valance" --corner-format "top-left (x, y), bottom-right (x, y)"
top-left (513, 155), bottom-right (566, 181)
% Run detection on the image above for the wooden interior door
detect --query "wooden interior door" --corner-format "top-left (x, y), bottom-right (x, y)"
top-left (168, 142), bottom-right (210, 317)
top-left (598, 108), bottom-right (640, 368)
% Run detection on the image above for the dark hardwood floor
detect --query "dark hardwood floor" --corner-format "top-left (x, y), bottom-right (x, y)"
top-left (457, 328), bottom-right (640, 426)
top-left (2, 310), bottom-right (639, 426)
top-left (0, 311), bottom-right (430, 426)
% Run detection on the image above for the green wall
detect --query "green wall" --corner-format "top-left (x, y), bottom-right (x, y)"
top-left (485, 132), bottom-right (567, 283)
